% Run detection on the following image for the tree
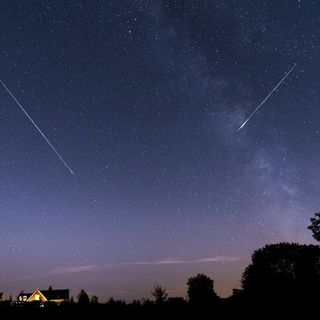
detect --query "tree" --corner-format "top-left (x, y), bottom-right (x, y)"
top-left (151, 284), bottom-right (168, 304)
top-left (77, 289), bottom-right (90, 304)
top-left (308, 212), bottom-right (320, 241)
top-left (107, 297), bottom-right (126, 306)
top-left (187, 273), bottom-right (217, 304)
top-left (241, 243), bottom-right (320, 302)
top-left (91, 295), bottom-right (98, 304)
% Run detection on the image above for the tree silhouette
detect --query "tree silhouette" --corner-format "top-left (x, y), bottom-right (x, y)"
top-left (77, 289), bottom-right (90, 304)
top-left (151, 284), bottom-right (168, 304)
top-left (91, 295), bottom-right (98, 304)
top-left (308, 212), bottom-right (320, 241)
top-left (241, 243), bottom-right (320, 302)
top-left (187, 273), bottom-right (217, 304)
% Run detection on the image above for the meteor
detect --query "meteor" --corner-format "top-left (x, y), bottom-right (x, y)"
top-left (0, 79), bottom-right (75, 175)
top-left (237, 64), bottom-right (296, 132)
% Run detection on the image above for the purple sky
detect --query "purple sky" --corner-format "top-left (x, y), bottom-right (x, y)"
top-left (0, 0), bottom-right (318, 301)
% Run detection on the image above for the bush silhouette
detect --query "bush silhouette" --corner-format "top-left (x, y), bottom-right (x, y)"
top-left (77, 289), bottom-right (89, 305)
top-left (187, 273), bottom-right (218, 304)
top-left (151, 284), bottom-right (168, 304)
top-left (241, 242), bottom-right (320, 302)
top-left (308, 212), bottom-right (320, 241)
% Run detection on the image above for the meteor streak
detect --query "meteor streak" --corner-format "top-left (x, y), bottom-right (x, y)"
top-left (0, 79), bottom-right (75, 175)
top-left (237, 64), bottom-right (296, 132)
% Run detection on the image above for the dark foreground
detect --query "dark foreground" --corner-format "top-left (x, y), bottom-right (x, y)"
top-left (0, 297), bottom-right (317, 319)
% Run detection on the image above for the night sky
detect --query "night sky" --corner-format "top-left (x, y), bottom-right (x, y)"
top-left (0, 0), bottom-right (319, 301)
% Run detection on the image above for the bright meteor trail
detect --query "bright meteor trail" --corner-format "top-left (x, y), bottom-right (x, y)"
top-left (0, 79), bottom-right (75, 175)
top-left (237, 64), bottom-right (296, 132)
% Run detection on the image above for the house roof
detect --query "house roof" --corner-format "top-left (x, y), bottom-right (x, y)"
top-left (41, 289), bottom-right (69, 300)
top-left (27, 290), bottom-right (48, 302)
top-left (18, 289), bottom-right (69, 301)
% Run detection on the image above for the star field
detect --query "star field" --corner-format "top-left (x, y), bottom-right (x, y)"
top-left (0, 0), bottom-right (319, 300)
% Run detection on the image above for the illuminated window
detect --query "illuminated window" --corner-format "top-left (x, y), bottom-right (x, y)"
top-left (34, 294), bottom-right (40, 301)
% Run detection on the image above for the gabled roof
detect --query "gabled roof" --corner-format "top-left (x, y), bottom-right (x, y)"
top-left (18, 288), bottom-right (69, 301)
top-left (41, 289), bottom-right (69, 300)
top-left (27, 290), bottom-right (48, 302)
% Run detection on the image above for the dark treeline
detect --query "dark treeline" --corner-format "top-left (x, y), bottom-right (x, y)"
top-left (1, 213), bottom-right (320, 318)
